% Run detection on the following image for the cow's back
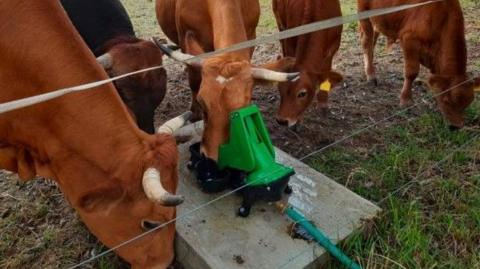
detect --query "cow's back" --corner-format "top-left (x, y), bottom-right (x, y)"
top-left (158, 0), bottom-right (259, 52)
top-left (358, 0), bottom-right (465, 72)
top-left (274, 0), bottom-right (342, 69)
top-left (61, 0), bottom-right (135, 55)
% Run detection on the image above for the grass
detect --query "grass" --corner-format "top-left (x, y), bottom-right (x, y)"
top-left (105, 1), bottom-right (480, 268)
top-left (258, 0), bottom-right (359, 34)
top-left (311, 101), bottom-right (480, 268)
top-left (258, 0), bottom-right (277, 34)
top-left (0, 1), bottom-right (477, 268)
top-left (254, 1), bottom-right (480, 267)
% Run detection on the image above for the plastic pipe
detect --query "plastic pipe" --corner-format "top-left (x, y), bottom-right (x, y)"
top-left (284, 206), bottom-right (362, 269)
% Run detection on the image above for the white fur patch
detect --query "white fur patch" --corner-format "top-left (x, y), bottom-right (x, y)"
top-left (216, 75), bottom-right (233, 84)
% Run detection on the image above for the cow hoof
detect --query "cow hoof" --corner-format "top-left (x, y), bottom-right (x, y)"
top-left (319, 107), bottom-right (330, 117)
top-left (449, 125), bottom-right (461, 131)
top-left (288, 123), bottom-right (299, 132)
top-left (367, 77), bottom-right (378, 87)
top-left (399, 98), bottom-right (414, 107)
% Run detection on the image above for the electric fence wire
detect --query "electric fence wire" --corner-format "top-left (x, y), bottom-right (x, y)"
top-left (67, 71), bottom-right (477, 269)
top-left (254, 127), bottom-right (480, 269)
top-left (0, 1), bottom-right (440, 114)
top-left (46, 1), bottom-right (480, 267)
top-left (299, 77), bottom-right (477, 162)
top-left (275, 132), bottom-right (480, 269)
top-left (65, 22), bottom-right (477, 267)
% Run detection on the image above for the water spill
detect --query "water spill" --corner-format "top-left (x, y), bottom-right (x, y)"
top-left (294, 174), bottom-right (316, 188)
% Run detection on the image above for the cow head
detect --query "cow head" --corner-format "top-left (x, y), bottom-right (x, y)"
top-left (163, 36), bottom-right (299, 160)
top-left (70, 113), bottom-right (190, 268)
top-left (199, 58), bottom-right (299, 160)
top-left (277, 70), bottom-right (343, 127)
top-left (429, 74), bottom-right (476, 129)
top-left (97, 39), bottom-right (167, 134)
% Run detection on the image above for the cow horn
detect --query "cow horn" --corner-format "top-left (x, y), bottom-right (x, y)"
top-left (142, 168), bottom-right (184, 206)
top-left (167, 50), bottom-right (203, 66)
top-left (152, 39), bottom-right (203, 67)
top-left (251, 68), bottom-right (300, 82)
top-left (157, 111), bottom-right (193, 134)
top-left (174, 121), bottom-right (204, 138)
top-left (96, 53), bottom-right (113, 69)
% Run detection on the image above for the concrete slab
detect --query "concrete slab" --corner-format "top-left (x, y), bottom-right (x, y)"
top-left (174, 138), bottom-right (380, 269)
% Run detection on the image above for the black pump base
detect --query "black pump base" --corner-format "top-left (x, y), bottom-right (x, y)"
top-left (237, 173), bottom-right (294, 218)
top-left (188, 142), bottom-right (294, 217)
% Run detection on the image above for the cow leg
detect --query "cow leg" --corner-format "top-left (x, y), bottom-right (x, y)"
top-left (399, 36), bottom-right (420, 107)
top-left (0, 146), bottom-right (18, 173)
top-left (181, 31), bottom-right (206, 122)
top-left (187, 66), bottom-right (203, 122)
top-left (0, 146), bottom-right (36, 181)
top-left (359, 19), bottom-right (377, 86)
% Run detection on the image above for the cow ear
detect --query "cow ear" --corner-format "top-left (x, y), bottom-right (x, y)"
top-left (326, 71), bottom-right (343, 85)
top-left (315, 71), bottom-right (343, 89)
top-left (78, 184), bottom-right (124, 213)
top-left (258, 56), bottom-right (297, 72)
top-left (429, 75), bottom-right (450, 92)
top-left (184, 31), bottom-right (205, 55)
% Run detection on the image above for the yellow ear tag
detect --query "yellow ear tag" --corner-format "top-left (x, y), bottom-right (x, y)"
top-left (474, 86), bottom-right (480, 93)
top-left (319, 80), bottom-right (332, 92)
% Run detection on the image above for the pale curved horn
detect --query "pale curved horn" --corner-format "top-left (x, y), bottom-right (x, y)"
top-left (153, 39), bottom-right (203, 66)
top-left (96, 53), bottom-right (113, 69)
top-left (142, 168), bottom-right (184, 206)
top-left (157, 111), bottom-right (192, 134)
top-left (174, 121), bottom-right (204, 138)
top-left (251, 68), bottom-right (300, 82)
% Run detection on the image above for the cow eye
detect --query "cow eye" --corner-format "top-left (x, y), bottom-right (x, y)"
top-left (297, 89), bottom-right (307, 98)
top-left (141, 219), bottom-right (163, 231)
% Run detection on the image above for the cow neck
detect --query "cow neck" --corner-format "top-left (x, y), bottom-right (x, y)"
top-left (0, 0), bottom-right (149, 190)
top-left (207, 0), bottom-right (251, 60)
top-left (435, 12), bottom-right (467, 76)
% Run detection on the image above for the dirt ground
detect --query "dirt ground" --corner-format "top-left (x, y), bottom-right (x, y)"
top-left (1, 1), bottom-right (479, 269)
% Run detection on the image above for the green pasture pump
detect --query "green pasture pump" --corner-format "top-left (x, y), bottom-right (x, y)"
top-left (218, 105), bottom-right (294, 217)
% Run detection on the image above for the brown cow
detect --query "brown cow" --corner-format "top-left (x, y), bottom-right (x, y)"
top-left (273, 0), bottom-right (344, 127)
top-left (358, 0), bottom-right (480, 128)
top-left (61, 0), bottom-right (167, 134)
top-left (0, 0), bottom-right (188, 268)
top-left (156, 0), bottom-right (299, 160)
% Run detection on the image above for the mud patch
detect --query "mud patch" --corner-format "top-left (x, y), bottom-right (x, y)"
top-left (287, 222), bottom-right (315, 243)
top-left (233, 255), bottom-right (245, 265)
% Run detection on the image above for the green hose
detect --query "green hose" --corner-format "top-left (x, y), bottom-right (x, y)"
top-left (285, 206), bottom-right (362, 269)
